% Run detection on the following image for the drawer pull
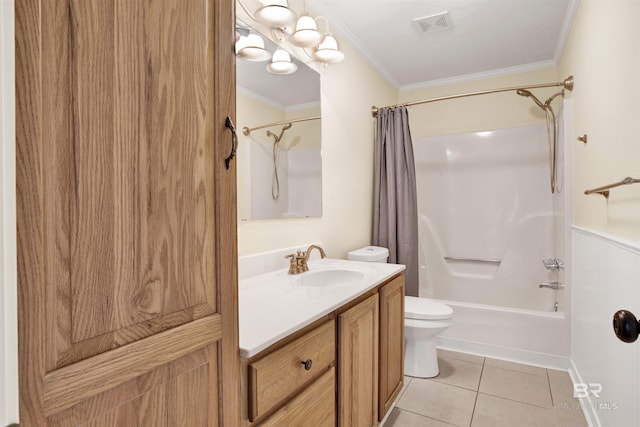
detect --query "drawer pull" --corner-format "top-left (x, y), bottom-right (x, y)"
top-left (301, 359), bottom-right (313, 370)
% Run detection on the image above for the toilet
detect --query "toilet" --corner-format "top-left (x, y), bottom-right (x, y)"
top-left (347, 246), bottom-right (454, 378)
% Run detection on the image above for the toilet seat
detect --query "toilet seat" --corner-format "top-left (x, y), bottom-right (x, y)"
top-left (405, 296), bottom-right (453, 320)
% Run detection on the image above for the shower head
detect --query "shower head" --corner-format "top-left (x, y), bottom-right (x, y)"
top-left (544, 90), bottom-right (565, 106)
top-left (516, 89), bottom-right (546, 109)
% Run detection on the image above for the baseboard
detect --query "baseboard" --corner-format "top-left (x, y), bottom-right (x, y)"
top-left (568, 359), bottom-right (601, 427)
top-left (436, 336), bottom-right (570, 370)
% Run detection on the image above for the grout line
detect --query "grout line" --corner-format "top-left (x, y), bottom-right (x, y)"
top-left (395, 408), bottom-right (458, 427)
top-left (469, 357), bottom-right (486, 426)
top-left (546, 368), bottom-right (556, 406)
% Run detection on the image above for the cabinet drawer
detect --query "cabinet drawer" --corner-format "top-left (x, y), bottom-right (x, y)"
top-left (260, 367), bottom-right (336, 427)
top-left (249, 319), bottom-right (336, 421)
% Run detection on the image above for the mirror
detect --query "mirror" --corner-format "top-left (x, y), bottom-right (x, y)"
top-left (236, 20), bottom-right (322, 221)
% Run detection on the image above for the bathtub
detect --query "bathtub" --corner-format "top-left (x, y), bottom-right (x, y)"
top-left (434, 299), bottom-right (570, 370)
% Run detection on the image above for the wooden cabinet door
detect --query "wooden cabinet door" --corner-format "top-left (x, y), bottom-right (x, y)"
top-left (338, 294), bottom-right (379, 427)
top-left (378, 275), bottom-right (405, 420)
top-left (15, 0), bottom-right (239, 424)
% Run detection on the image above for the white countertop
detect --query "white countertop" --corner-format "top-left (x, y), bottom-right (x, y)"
top-left (239, 258), bottom-right (405, 358)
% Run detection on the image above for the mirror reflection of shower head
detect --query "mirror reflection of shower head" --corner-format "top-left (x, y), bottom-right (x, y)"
top-left (516, 89), bottom-right (546, 109)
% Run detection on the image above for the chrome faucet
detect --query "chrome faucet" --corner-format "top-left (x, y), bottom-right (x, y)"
top-left (539, 281), bottom-right (565, 290)
top-left (285, 245), bottom-right (326, 275)
top-left (543, 258), bottom-right (565, 271)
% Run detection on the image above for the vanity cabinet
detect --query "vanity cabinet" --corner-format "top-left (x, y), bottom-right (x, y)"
top-left (241, 273), bottom-right (405, 427)
top-left (248, 320), bottom-right (336, 422)
top-left (338, 294), bottom-right (379, 427)
top-left (261, 367), bottom-right (336, 427)
top-left (378, 276), bottom-right (405, 420)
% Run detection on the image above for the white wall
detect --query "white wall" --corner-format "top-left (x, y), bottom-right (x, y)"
top-left (559, 2), bottom-right (640, 426)
top-left (237, 34), bottom-right (398, 257)
top-left (571, 228), bottom-right (640, 427)
top-left (560, 0), bottom-right (640, 240)
top-left (1, 0), bottom-right (19, 424)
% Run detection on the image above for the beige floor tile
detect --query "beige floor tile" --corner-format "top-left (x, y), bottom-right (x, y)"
top-left (437, 349), bottom-right (485, 365)
top-left (547, 371), bottom-right (588, 427)
top-left (397, 378), bottom-right (477, 427)
top-left (547, 369), bottom-right (576, 404)
top-left (472, 393), bottom-right (558, 427)
top-left (553, 404), bottom-right (589, 427)
top-left (479, 366), bottom-right (552, 408)
top-left (430, 357), bottom-right (483, 391)
top-left (384, 408), bottom-right (457, 427)
top-left (484, 358), bottom-right (547, 376)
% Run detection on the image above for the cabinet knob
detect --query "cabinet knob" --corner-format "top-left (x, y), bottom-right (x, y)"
top-left (301, 359), bottom-right (313, 370)
top-left (613, 310), bottom-right (639, 343)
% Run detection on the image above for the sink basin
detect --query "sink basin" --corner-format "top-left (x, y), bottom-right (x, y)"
top-left (299, 269), bottom-right (365, 287)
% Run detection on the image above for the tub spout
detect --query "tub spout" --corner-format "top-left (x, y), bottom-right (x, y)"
top-left (539, 281), bottom-right (565, 290)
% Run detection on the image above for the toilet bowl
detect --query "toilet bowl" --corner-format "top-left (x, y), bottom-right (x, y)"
top-left (404, 296), bottom-right (453, 378)
top-left (346, 246), bottom-right (453, 377)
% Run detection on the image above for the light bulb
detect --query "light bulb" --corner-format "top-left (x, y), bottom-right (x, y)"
top-left (255, 0), bottom-right (296, 27)
top-left (312, 35), bottom-right (345, 64)
top-left (289, 16), bottom-right (325, 48)
top-left (236, 34), bottom-right (271, 62)
top-left (267, 49), bottom-right (297, 75)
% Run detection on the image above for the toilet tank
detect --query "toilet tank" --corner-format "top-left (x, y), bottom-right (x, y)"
top-left (347, 246), bottom-right (389, 263)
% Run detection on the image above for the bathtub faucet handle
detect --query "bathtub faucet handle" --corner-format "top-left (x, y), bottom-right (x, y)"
top-left (543, 258), bottom-right (564, 271)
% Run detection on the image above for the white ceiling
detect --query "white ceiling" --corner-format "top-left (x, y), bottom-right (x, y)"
top-left (307, 0), bottom-right (578, 91)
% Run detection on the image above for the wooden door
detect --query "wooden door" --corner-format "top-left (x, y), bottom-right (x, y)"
top-left (338, 294), bottom-right (379, 427)
top-left (378, 276), bottom-right (404, 420)
top-left (15, 0), bottom-right (239, 424)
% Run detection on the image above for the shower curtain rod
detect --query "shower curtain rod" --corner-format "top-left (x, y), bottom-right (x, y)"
top-left (242, 115), bottom-right (321, 136)
top-left (371, 76), bottom-right (574, 118)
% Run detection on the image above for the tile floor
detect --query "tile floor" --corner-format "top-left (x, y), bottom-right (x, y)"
top-left (385, 349), bottom-right (588, 427)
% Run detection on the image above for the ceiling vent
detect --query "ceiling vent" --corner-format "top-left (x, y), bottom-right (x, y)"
top-left (412, 12), bottom-right (451, 35)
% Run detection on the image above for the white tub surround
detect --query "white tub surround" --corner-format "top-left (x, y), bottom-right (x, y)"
top-left (239, 251), bottom-right (405, 357)
top-left (415, 124), bottom-right (563, 312)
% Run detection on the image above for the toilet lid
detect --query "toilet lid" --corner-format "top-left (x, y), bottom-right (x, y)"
top-left (405, 296), bottom-right (453, 320)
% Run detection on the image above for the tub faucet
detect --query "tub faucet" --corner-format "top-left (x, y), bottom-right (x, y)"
top-left (539, 281), bottom-right (565, 290)
top-left (284, 245), bottom-right (326, 275)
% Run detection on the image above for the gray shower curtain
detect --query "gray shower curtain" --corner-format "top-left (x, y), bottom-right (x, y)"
top-left (373, 106), bottom-right (419, 296)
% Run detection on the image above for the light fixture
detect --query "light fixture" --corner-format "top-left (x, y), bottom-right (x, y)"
top-left (312, 34), bottom-right (345, 64)
top-left (254, 0), bottom-right (297, 27)
top-left (236, 33), bottom-right (272, 62)
top-left (267, 49), bottom-right (298, 75)
top-left (289, 15), bottom-right (325, 48)
top-left (236, 0), bottom-right (345, 69)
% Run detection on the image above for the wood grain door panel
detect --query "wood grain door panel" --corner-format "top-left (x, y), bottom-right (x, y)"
top-left (46, 344), bottom-right (218, 426)
top-left (39, 0), bottom-right (215, 370)
top-left (17, 0), bottom-right (238, 424)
